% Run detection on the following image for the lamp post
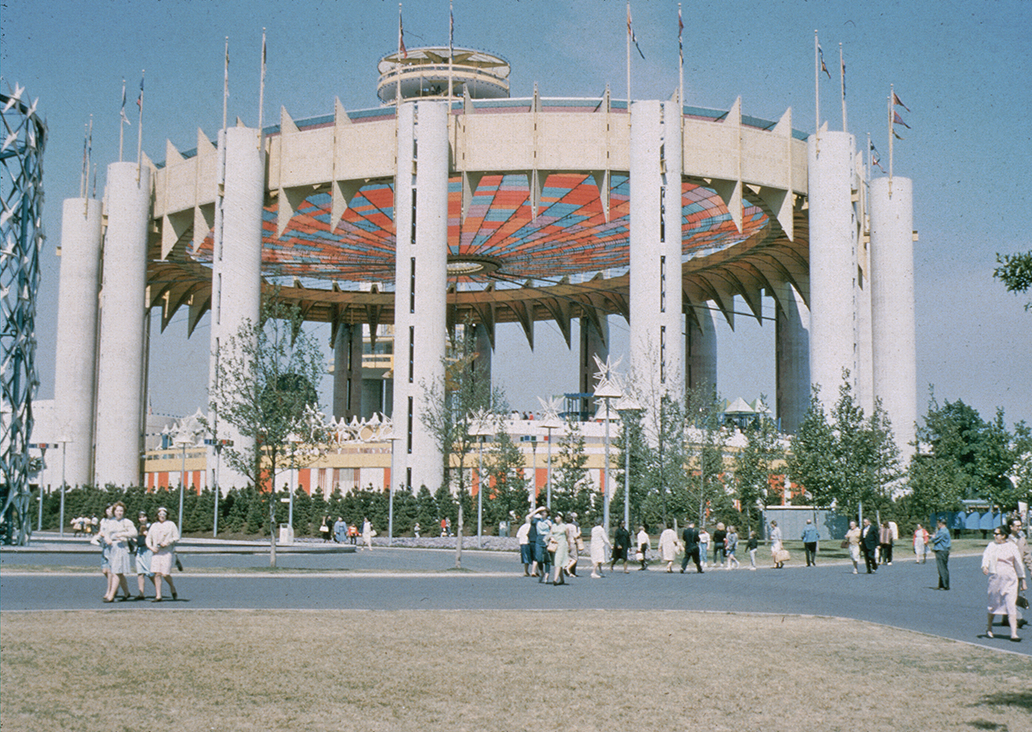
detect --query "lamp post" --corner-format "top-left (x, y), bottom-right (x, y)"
top-left (615, 394), bottom-right (642, 533)
top-left (385, 432), bottom-right (401, 546)
top-left (34, 443), bottom-right (48, 532)
top-left (205, 438), bottom-right (232, 537)
top-left (173, 431), bottom-right (194, 531)
top-left (537, 397), bottom-right (563, 511)
top-left (529, 435), bottom-right (538, 511)
top-left (593, 357), bottom-right (623, 537)
top-left (470, 410), bottom-right (494, 549)
top-left (286, 433), bottom-right (302, 540)
top-left (56, 437), bottom-right (70, 537)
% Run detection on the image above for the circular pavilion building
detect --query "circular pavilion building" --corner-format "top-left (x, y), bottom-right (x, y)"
top-left (54, 46), bottom-right (916, 494)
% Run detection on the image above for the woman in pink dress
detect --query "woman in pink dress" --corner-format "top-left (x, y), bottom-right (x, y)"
top-left (982, 527), bottom-right (1027, 641)
top-left (146, 507), bottom-right (180, 602)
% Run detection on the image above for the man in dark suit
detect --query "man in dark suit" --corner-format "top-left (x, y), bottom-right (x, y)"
top-left (680, 521), bottom-right (704, 573)
top-left (861, 517), bottom-right (879, 574)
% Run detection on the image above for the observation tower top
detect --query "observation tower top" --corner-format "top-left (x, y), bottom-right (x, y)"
top-left (376, 47), bottom-right (510, 105)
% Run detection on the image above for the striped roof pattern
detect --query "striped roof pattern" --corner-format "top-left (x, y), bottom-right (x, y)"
top-left (194, 175), bottom-right (768, 291)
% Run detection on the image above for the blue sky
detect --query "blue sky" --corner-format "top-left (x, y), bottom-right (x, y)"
top-left (3, 0), bottom-right (1030, 428)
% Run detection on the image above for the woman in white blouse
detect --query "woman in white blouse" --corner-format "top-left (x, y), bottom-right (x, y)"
top-left (146, 507), bottom-right (180, 602)
top-left (101, 502), bottom-right (137, 603)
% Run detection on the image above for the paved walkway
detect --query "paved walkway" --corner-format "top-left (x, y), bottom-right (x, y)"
top-left (1, 538), bottom-right (1026, 656)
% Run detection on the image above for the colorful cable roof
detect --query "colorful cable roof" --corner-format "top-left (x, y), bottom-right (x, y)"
top-left (193, 175), bottom-right (769, 292)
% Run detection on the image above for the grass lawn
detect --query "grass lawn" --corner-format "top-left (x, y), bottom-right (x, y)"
top-left (1, 610), bottom-right (1029, 732)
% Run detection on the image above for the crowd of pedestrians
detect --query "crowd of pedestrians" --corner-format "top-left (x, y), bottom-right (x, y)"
top-left (511, 510), bottom-right (1032, 642)
top-left (91, 503), bottom-right (181, 603)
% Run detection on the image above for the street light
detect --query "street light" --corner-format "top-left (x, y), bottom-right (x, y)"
top-left (615, 393), bottom-right (642, 533)
top-left (33, 443), bottom-right (49, 533)
top-left (173, 430), bottom-right (194, 531)
top-left (286, 432), bottom-right (302, 541)
top-left (470, 409), bottom-right (494, 549)
top-left (384, 431), bottom-right (401, 546)
top-left (592, 355), bottom-right (623, 537)
top-left (55, 436), bottom-right (70, 538)
top-left (204, 437), bottom-right (233, 537)
top-left (537, 397), bottom-right (563, 511)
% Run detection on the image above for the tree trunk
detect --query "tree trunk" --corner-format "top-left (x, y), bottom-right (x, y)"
top-left (269, 453), bottom-right (278, 568)
top-left (455, 499), bottom-right (464, 569)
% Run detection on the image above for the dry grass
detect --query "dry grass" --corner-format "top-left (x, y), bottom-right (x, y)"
top-left (2, 610), bottom-right (1030, 732)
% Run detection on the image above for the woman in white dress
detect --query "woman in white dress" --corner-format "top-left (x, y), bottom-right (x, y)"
top-left (101, 502), bottom-right (137, 603)
top-left (636, 526), bottom-right (651, 571)
top-left (769, 520), bottom-right (784, 569)
top-left (589, 518), bottom-right (610, 578)
top-left (565, 513), bottom-right (582, 577)
top-left (982, 527), bottom-right (1027, 641)
top-left (658, 525), bottom-right (680, 573)
top-left (845, 521), bottom-right (862, 574)
top-left (146, 507), bottom-right (180, 602)
top-left (548, 513), bottom-right (570, 585)
top-left (361, 517), bottom-right (374, 551)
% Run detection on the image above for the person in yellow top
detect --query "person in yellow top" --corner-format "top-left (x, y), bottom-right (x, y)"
top-left (844, 520), bottom-right (862, 575)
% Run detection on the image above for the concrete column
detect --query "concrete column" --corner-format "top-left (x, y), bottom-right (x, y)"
top-left (333, 323), bottom-right (364, 421)
top-left (870, 176), bottom-right (916, 462)
top-left (55, 198), bottom-right (103, 486)
top-left (774, 282), bottom-right (810, 435)
top-left (686, 306), bottom-right (717, 397)
top-left (579, 316), bottom-right (609, 418)
top-left (629, 101), bottom-right (684, 402)
top-left (94, 163), bottom-right (151, 487)
top-left (806, 130), bottom-right (859, 415)
top-left (209, 126), bottom-right (265, 489)
top-left (392, 101), bottom-right (448, 492)
top-left (472, 323), bottom-right (492, 393)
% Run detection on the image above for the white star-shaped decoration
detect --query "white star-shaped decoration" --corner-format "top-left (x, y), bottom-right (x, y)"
top-left (591, 354), bottom-right (622, 388)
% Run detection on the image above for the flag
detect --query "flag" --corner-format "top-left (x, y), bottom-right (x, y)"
top-left (678, 6), bottom-right (684, 67)
top-left (893, 110), bottom-right (910, 129)
top-left (841, 58), bottom-right (846, 98)
top-left (628, 4), bottom-right (645, 60)
top-left (119, 79), bottom-right (131, 126)
top-left (449, 2), bottom-right (454, 56)
top-left (893, 92), bottom-right (910, 112)
top-left (893, 128), bottom-right (904, 140)
top-left (261, 31), bottom-right (267, 75)
top-left (136, 77), bottom-right (143, 110)
top-left (870, 142), bottom-right (885, 172)
top-left (399, 5), bottom-right (407, 59)
top-left (818, 43), bottom-right (830, 78)
top-left (81, 122), bottom-right (88, 176)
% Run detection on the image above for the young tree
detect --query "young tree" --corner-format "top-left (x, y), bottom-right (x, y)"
top-left (207, 298), bottom-right (328, 566)
top-left (790, 375), bottom-right (901, 520)
top-left (485, 428), bottom-right (529, 527)
top-left (612, 406), bottom-right (649, 529)
top-left (730, 398), bottom-right (785, 532)
top-left (685, 386), bottom-right (728, 526)
top-left (420, 322), bottom-right (506, 567)
top-left (551, 418), bottom-right (590, 517)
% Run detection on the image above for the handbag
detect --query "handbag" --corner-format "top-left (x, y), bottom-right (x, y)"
top-left (840, 539), bottom-right (849, 549)
top-left (546, 538), bottom-right (558, 553)
top-left (1017, 593), bottom-right (1029, 610)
